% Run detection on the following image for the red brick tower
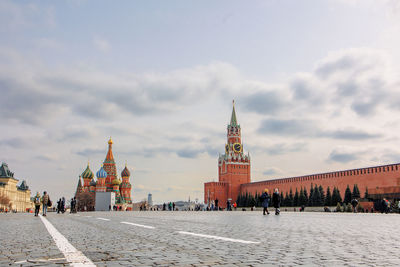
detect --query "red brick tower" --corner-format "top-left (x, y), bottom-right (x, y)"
top-left (219, 100), bottom-right (251, 204)
top-left (103, 137), bottom-right (117, 191)
top-left (120, 165), bottom-right (132, 204)
top-left (204, 101), bottom-right (251, 208)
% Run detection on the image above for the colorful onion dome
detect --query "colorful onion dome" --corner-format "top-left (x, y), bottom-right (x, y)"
top-left (90, 179), bottom-right (96, 187)
top-left (81, 164), bottom-right (94, 179)
top-left (112, 178), bottom-right (121, 185)
top-left (108, 137), bottom-right (113, 145)
top-left (121, 166), bottom-right (130, 177)
top-left (96, 166), bottom-right (107, 178)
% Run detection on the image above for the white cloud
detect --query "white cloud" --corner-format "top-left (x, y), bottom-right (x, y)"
top-left (93, 37), bottom-right (111, 52)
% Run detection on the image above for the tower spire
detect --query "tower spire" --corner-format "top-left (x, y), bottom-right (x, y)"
top-left (230, 100), bottom-right (238, 126)
top-left (105, 137), bottom-right (114, 162)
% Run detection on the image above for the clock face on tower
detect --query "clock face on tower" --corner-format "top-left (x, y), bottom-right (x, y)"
top-left (225, 144), bottom-right (229, 154)
top-left (233, 143), bottom-right (242, 153)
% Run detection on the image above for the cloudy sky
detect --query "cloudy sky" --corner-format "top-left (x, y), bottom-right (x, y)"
top-left (1, 0), bottom-right (400, 204)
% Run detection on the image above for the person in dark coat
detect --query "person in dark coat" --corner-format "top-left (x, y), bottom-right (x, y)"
top-left (260, 188), bottom-right (270, 215)
top-left (272, 188), bottom-right (281, 215)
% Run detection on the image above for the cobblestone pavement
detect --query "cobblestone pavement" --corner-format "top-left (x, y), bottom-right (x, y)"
top-left (1, 211), bottom-right (400, 266)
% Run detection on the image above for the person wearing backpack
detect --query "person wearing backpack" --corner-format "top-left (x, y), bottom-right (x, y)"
top-left (41, 191), bottom-right (50, 216)
top-left (34, 192), bottom-right (41, 217)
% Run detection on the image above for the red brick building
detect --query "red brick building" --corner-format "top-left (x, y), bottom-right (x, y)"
top-left (204, 102), bottom-right (400, 207)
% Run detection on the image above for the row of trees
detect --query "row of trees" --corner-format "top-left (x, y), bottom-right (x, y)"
top-left (236, 184), bottom-right (366, 207)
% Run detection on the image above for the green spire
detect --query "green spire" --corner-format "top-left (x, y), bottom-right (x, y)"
top-left (230, 100), bottom-right (238, 126)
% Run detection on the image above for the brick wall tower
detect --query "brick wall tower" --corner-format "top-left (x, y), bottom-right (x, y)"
top-left (120, 165), bottom-right (132, 204)
top-left (76, 176), bottom-right (83, 195)
top-left (204, 101), bottom-right (251, 208)
top-left (219, 100), bottom-right (251, 204)
top-left (103, 137), bottom-right (117, 191)
top-left (95, 166), bottom-right (107, 192)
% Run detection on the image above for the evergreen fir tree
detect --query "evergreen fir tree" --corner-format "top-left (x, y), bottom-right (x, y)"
top-left (312, 184), bottom-right (322, 206)
top-left (289, 188), bottom-right (294, 207)
top-left (364, 187), bottom-right (369, 199)
top-left (352, 184), bottom-right (360, 199)
top-left (284, 192), bottom-right (290, 207)
top-left (325, 186), bottom-right (332, 206)
top-left (294, 188), bottom-right (299, 207)
top-left (303, 187), bottom-right (309, 206)
top-left (337, 187), bottom-right (342, 203)
top-left (255, 192), bottom-right (261, 207)
top-left (280, 192), bottom-right (284, 206)
top-left (344, 185), bottom-right (352, 204)
top-left (299, 187), bottom-right (306, 206)
top-left (331, 187), bottom-right (338, 206)
top-left (319, 185), bottom-right (325, 206)
top-left (308, 184), bottom-right (314, 206)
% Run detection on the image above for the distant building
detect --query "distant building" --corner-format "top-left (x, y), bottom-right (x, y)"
top-left (75, 138), bottom-right (133, 210)
top-left (148, 193), bottom-right (153, 206)
top-left (0, 162), bottom-right (32, 212)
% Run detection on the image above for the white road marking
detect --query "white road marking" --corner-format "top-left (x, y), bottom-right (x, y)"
top-left (177, 231), bottom-right (260, 244)
top-left (121, 221), bottom-right (155, 229)
top-left (39, 215), bottom-right (95, 266)
top-left (96, 217), bottom-right (110, 221)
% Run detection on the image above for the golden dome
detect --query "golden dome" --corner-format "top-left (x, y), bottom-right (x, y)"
top-left (112, 178), bottom-right (121, 185)
top-left (108, 137), bottom-right (113, 145)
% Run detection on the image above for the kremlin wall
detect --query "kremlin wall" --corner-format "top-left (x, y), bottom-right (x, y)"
top-left (204, 102), bottom-right (400, 208)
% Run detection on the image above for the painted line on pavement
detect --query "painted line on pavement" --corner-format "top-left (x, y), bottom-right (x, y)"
top-left (121, 221), bottom-right (155, 229)
top-left (177, 231), bottom-right (260, 244)
top-left (39, 215), bottom-right (95, 266)
top-left (96, 217), bottom-right (110, 221)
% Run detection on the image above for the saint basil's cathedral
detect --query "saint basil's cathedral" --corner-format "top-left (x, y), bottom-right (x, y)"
top-left (75, 138), bottom-right (132, 209)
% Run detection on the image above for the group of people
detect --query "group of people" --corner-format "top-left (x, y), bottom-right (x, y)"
top-left (56, 197), bottom-right (66, 213)
top-left (33, 191), bottom-right (51, 216)
top-left (162, 202), bottom-right (176, 211)
top-left (259, 188), bottom-right (281, 215)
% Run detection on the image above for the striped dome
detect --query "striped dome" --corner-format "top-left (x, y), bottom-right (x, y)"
top-left (121, 166), bottom-right (130, 177)
top-left (81, 164), bottom-right (94, 179)
top-left (96, 166), bottom-right (107, 178)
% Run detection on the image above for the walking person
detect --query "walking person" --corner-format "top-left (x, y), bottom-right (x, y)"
top-left (351, 198), bottom-right (358, 213)
top-left (172, 202), bottom-right (175, 211)
top-left (215, 198), bottom-right (219, 211)
top-left (34, 192), bottom-right (41, 217)
top-left (272, 188), bottom-right (281, 215)
top-left (41, 191), bottom-right (50, 216)
top-left (260, 188), bottom-right (270, 215)
top-left (57, 198), bottom-right (61, 214)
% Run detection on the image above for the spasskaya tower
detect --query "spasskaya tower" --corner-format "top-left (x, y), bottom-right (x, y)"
top-left (204, 101), bottom-right (251, 208)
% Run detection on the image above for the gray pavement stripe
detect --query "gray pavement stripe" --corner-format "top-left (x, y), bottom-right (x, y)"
top-left (39, 215), bottom-right (95, 266)
top-left (177, 231), bottom-right (260, 244)
top-left (120, 221), bottom-right (155, 229)
top-left (96, 217), bottom-right (110, 221)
